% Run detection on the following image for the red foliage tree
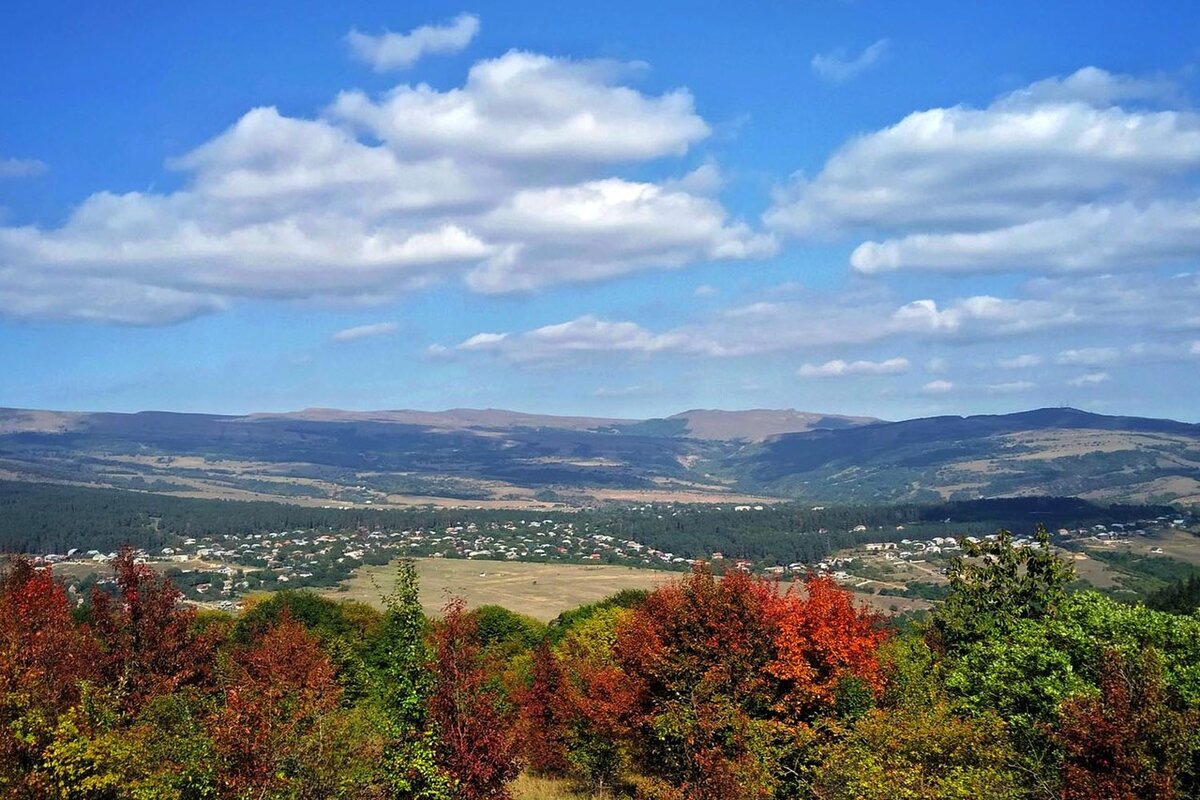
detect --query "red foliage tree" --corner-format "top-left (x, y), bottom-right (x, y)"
top-left (1055, 649), bottom-right (1196, 800)
top-left (0, 558), bottom-right (100, 784)
top-left (429, 598), bottom-right (521, 800)
top-left (614, 564), bottom-right (890, 800)
top-left (767, 575), bottom-right (889, 720)
top-left (89, 548), bottom-right (216, 713)
top-left (514, 640), bottom-right (572, 775)
top-left (211, 613), bottom-right (343, 797)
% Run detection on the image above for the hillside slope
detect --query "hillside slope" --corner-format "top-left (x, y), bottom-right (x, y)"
top-left (1, 406), bottom-right (1197, 506)
top-left (734, 408), bottom-right (1200, 504)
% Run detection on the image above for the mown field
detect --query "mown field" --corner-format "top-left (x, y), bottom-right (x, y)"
top-left (323, 558), bottom-right (677, 621)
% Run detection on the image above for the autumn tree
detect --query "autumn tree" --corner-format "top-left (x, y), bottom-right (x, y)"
top-left (428, 598), bottom-right (521, 800)
top-left (89, 548), bottom-right (216, 713)
top-left (555, 607), bottom-right (639, 793)
top-left (0, 558), bottom-right (100, 794)
top-left (1055, 649), bottom-right (1198, 800)
top-left (514, 640), bottom-right (572, 776)
top-left (212, 613), bottom-right (372, 798)
top-left (614, 565), bottom-right (889, 800)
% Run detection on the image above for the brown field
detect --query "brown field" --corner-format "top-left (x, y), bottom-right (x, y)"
top-left (323, 558), bottom-right (678, 621)
top-left (1064, 549), bottom-right (1124, 589)
top-left (1080, 529), bottom-right (1200, 567)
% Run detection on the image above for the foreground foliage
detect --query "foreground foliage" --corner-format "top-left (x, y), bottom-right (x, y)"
top-left (4, 525), bottom-right (1200, 799)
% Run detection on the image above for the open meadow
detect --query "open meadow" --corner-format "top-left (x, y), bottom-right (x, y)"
top-left (323, 558), bottom-right (678, 621)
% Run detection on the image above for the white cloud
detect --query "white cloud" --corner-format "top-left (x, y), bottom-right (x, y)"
top-left (0, 49), bottom-right (766, 323)
top-left (467, 178), bottom-right (775, 292)
top-left (922, 379), bottom-right (955, 394)
top-left (330, 51), bottom-right (710, 165)
top-left (331, 321), bottom-right (398, 342)
top-left (346, 13), bottom-right (479, 72)
top-left (999, 66), bottom-right (1178, 109)
top-left (811, 39), bottom-right (889, 83)
top-left (767, 67), bottom-right (1200, 278)
top-left (1191, 340), bottom-right (1200, 355)
top-left (1068, 371), bottom-right (1111, 386)
top-left (457, 331), bottom-right (510, 350)
top-left (449, 285), bottom-right (1074, 366)
top-left (926, 357), bottom-right (948, 372)
top-left (0, 158), bottom-right (48, 178)
top-left (798, 357), bottom-right (909, 378)
top-left (850, 201), bottom-right (1200, 275)
top-left (694, 284), bottom-right (718, 297)
top-left (998, 354), bottom-right (1042, 369)
top-left (988, 380), bottom-right (1035, 393)
top-left (1057, 346), bottom-right (1120, 365)
top-left (592, 384), bottom-right (657, 398)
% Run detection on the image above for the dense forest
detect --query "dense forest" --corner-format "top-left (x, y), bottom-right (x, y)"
top-left (4, 528), bottom-right (1200, 799)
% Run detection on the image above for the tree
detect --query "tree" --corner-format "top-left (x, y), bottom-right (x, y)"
top-left (614, 565), bottom-right (890, 800)
top-left (89, 548), bottom-right (217, 714)
top-left (211, 614), bottom-right (346, 798)
top-left (767, 575), bottom-right (889, 721)
top-left (428, 598), bottom-right (521, 800)
top-left (0, 558), bottom-right (101, 794)
top-left (372, 561), bottom-right (453, 800)
top-left (934, 526), bottom-right (1074, 652)
top-left (1055, 649), bottom-right (1198, 800)
top-left (556, 607), bottom-right (639, 794)
top-left (514, 641), bottom-right (572, 776)
top-left (812, 702), bottom-right (1022, 800)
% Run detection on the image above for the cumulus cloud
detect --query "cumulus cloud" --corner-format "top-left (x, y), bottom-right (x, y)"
top-left (331, 321), bottom-right (398, 342)
top-left (811, 39), bottom-right (889, 83)
top-left (330, 51), bottom-right (711, 165)
top-left (346, 13), bottom-right (479, 71)
top-left (0, 48), bottom-right (767, 323)
top-left (922, 379), bottom-right (954, 394)
top-left (798, 357), bottom-right (910, 377)
top-left (767, 67), bottom-right (1200, 277)
top-left (0, 158), bottom-right (48, 178)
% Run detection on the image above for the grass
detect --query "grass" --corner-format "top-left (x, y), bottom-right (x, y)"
top-left (323, 557), bottom-right (676, 621)
top-left (511, 775), bottom-right (589, 799)
top-left (511, 774), bottom-right (634, 799)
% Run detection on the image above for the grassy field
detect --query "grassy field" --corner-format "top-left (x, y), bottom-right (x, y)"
top-left (323, 558), bottom-right (678, 621)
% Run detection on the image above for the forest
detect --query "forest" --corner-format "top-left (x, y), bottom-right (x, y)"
top-left (4, 526), bottom-right (1200, 799)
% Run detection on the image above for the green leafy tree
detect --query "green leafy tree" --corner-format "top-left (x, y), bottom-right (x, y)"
top-left (934, 526), bottom-right (1074, 651)
top-left (812, 702), bottom-right (1021, 800)
top-left (372, 561), bottom-right (453, 800)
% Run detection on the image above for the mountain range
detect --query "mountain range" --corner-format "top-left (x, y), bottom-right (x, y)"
top-left (1, 405), bottom-right (1197, 507)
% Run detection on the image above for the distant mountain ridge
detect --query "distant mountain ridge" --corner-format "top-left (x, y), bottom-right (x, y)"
top-left (0, 405), bottom-right (1196, 506)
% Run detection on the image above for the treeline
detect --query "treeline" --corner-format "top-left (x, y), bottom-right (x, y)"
top-left (0, 479), bottom-right (1173, 563)
top-left (0, 481), bottom-right (557, 554)
top-left (5, 527), bottom-right (1200, 798)
top-left (594, 496), bottom-right (1172, 565)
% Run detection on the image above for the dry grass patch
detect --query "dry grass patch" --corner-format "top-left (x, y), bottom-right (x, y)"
top-left (324, 557), bottom-right (676, 621)
top-left (511, 775), bottom-right (592, 799)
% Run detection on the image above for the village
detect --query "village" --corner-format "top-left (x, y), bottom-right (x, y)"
top-left (33, 507), bottom-right (1195, 611)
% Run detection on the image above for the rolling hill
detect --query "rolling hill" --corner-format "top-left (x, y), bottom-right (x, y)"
top-left (0, 406), bottom-right (1196, 507)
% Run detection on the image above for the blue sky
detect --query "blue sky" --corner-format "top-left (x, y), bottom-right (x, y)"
top-left (3, 0), bottom-right (1199, 421)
